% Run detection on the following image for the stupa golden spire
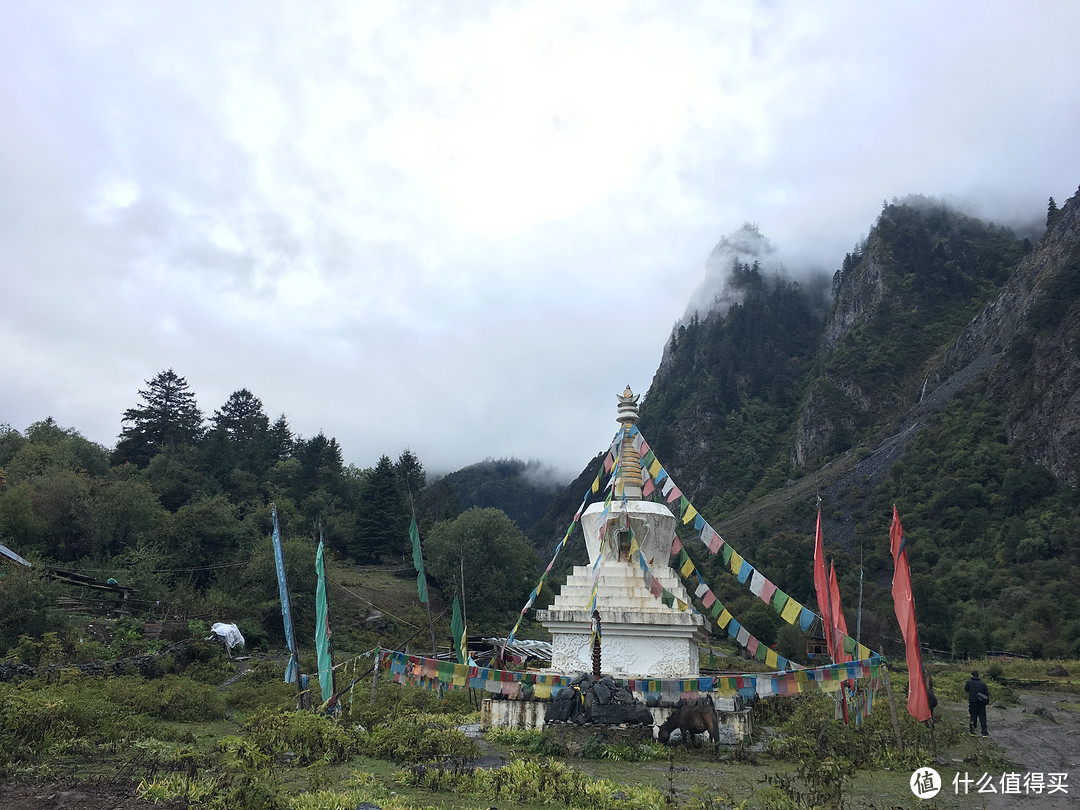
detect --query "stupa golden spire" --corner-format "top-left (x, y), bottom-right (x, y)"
top-left (615, 386), bottom-right (643, 500)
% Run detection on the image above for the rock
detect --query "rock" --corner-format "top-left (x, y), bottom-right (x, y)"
top-left (1047, 665), bottom-right (1069, 677)
top-left (592, 681), bottom-right (612, 705)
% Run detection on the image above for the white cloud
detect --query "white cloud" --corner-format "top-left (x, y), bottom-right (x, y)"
top-left (2, 0), bottom-right (1079, 477)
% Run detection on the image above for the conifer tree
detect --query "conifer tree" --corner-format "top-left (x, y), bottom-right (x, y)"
top-left (1047, 196), bottom-right (1061, 228)
top-left (113, 369), bottom-right (204, 467)
top-left (395, 448), bottom-right (426, 500)
top-left (352, 454), bottom-right (407, 562)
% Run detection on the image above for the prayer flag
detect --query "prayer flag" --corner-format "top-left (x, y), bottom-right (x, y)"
top-left (813, 506), bottom-right (834, 657)
top-left (451, 596), bottom-right (467, 665)
top-left (760, 579), bottom-right (777, 605)
top-left (270, 505), bottom-right (299, 684)
top-left (409, 515), bottom-right (428, 603)
top-left (737, 560), bottom-right (753, 584)
top-left (683, 502), bottom-right (698, 524)
top-left (828, 560), bottom-right (851, 663)
top-left (729, 549), bottom-right (744, 576)
top-left (315, 537), bottom-right (334, 704)
top-left (749, 570), bottom-right (766, 597)
top-left (890, 506), bottom-right (931, 722)
top-left (780, 596), bottom-right (802, 625)
top-left (708, 530), bottom-right (723, 554)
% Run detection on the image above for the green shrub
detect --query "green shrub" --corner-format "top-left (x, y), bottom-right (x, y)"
top-left (223, 678), bottom-right (296, 712)
top-left (242, 707), bottom-right (363, 765)
top-left (137, 736), bottom-right (288, 810)
top-left (396, 756), bottom-right (667, 808)
top-left (485, 726), bottom-right (566, 756)
top-left (348, 680), bottom-right (473, 729)
top-left (101, 675), bottom-right (226, 721)
top-left (0, 681), bottom-right (119, 768)
top-left (767, 691), bottom-right (949, 771)
top-left (360, 713), bottom-right (478, 764)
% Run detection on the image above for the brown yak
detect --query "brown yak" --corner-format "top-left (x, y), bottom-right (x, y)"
top-left (657, 699), bottom-right (719, 745)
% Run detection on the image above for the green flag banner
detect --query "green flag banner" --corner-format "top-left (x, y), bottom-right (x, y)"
top-left (451, 596), bottom-right (466, 664)
top-left (409, 515), bottom-right (427, 603)
top-left (315, 538), bottom-right (334, 704)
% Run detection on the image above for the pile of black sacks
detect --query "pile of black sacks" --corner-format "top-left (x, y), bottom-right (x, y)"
top-left (544, 673), bottom-right (653, 726)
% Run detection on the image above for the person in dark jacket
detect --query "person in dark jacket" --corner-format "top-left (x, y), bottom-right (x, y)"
top-left (964, 670), bottom-right (990, 736)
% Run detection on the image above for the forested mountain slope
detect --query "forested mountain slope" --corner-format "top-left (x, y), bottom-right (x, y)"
top-left (534, 187), bottom-right (1080, 661)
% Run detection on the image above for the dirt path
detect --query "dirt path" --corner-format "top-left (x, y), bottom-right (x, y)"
top-left (945, 692), bottom-right (1080, 809)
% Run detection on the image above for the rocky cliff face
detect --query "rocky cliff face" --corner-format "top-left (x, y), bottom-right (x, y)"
top-left (820, 239), bottom-right (888, 354)
top-left (934, 186), bottom-right (1080, 485)
top-left (792, 238), bottom-right (890, 467)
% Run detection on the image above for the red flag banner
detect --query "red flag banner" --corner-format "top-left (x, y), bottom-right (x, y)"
top-left (890, 506), bottom-right (931, 722)
top-left (813, 507), bottom-right (834, 656)
top-left (828, 560), bottom-right (851, 664)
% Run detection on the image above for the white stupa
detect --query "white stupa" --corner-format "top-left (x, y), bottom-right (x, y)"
top-left (536, 387), bottom-right (709, 678)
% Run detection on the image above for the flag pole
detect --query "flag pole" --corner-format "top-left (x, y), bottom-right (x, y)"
top-left (425, 566), bottom-right (437, 657)
top-left (856, 544), bottom-right (864, 645)
top-left (881, 664), bottom-right (904, 753)
top-left (460, 556), bottom-right (468, 661)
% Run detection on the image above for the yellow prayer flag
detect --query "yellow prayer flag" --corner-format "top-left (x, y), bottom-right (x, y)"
top-left (682, 503), bottom-right (698, 525)
top-left (648, 458), bottom-right (662, 477)
top-left (534, 683), bottom-right (552, 700)
top-left (591, 473), bottom-right (600, 493)
top-left (780, 596), bottom-right (802, 625)
top-left (680, 557), bottom-right (695, 577)
top-left (729, 550), bottom-right (744, 576)
top-left (857, 644), bottom-right (872, 661)
top-left (717, 608), bottom-right (733, 629)
top-left (765, 649), bottom-right (779, 670)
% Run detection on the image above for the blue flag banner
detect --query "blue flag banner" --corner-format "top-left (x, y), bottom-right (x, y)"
top-left (271, 505), bottom-right (299, 684)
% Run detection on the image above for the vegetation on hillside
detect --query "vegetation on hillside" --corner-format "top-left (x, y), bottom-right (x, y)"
top-left (0, 373), bottom-right (549, 656)
top-left (530, 198), bottom-right (1078, 663)
top-left (639, 261), bottom-right (830, 516)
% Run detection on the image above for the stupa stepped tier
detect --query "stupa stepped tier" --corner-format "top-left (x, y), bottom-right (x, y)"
top-left (536, 387), bottom-right (708, 679)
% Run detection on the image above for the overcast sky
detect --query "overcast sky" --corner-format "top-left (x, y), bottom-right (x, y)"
top-left (2, 1), bottom-right (1079, 480)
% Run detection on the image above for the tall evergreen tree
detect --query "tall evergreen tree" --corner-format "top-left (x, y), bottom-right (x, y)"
top-left (1047, 196), bottom-right (1061, 229)
top-left (395, 448), bottom-right (426, 501)
top-left (352, 455), bottom-right (407, 562)
top-left (267, 415), bottom-right (295, 463)
top-left (204, 389), bottom-right (272, 483)
top-left (113, 369), bottom-right (204, 467)
top-left (211, 389), bottom-right (270, 445)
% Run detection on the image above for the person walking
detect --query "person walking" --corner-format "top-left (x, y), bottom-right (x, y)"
top-left (964, 670), bottom-right (990, 737)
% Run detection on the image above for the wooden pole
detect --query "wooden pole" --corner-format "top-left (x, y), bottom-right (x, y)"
top-left (881, 664), bottom-right (904, 753)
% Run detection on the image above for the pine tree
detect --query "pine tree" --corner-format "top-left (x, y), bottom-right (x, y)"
top-left (203, 389), bottom-right (273, 485)
top-left (1047, 196), bottom-right (1061, 229)
top-left (395, 448), bottom-right (426, 500)
top-left (113, 369), bottom-right (204, 467)
top-left (352, 455), bottom-right (407, 562)
top-left (210, 389), bottom-right (270, 445)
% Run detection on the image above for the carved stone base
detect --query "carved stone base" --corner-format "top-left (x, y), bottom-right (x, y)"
top-left (547, 627), bottom-right (700, 678)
